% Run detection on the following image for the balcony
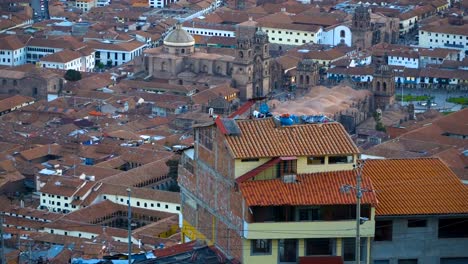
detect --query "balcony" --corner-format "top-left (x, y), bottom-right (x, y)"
top-left (243, 205), bottom-right (375, 239)
top-left (444, 43), bottom-right (464, 49)
top-left (243, 219), bottom-right (375, 240)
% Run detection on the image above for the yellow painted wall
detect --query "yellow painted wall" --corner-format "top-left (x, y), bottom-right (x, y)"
top-left (234, 154), bottom-right (357, 178)
top-left (234, 158), bottom-right (271, 178)
top-left (244, 219), bottom-right (375, 240)
top-left (242, 237), bottom-right (371, 264)
top-left (296, 154), bottom-right (357, 174)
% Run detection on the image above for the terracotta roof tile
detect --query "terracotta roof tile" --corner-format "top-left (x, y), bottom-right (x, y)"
top-left (364, 158), bottom-right (468, 216)
top-left (240, 170), bottom-right (377, 206)
top-left (0, 95), bottom-right (35, 113)
top-left (225, 118), bottom-right (359, 158)
top-left (40, 49), bottom-right (82, 63)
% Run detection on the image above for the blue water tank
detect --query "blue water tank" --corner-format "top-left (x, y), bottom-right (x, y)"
top-left (259, 103), bottom-right (269, 114)
top-left (280, 115), bottom-right (294, 126)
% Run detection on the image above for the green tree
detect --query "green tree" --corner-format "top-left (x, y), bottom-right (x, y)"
top-left (64, 69), bottom-right (82, 81)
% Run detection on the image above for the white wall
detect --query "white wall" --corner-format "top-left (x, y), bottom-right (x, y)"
top-left (39, 193), bottom-right (75, 213)
top-left (321, 25), bottom-right (352, 47)
top-left (96, 193), bottom-right (181, 215)
top-left (419, 29), bottom-right (467, 59)
top-left (264, 27), bottom-right (322, 46)
top-left (96, 47), bottom-right (144, 66)
top-left (399, 16), bottom-right (417, 35)
top-left (183, 27), bottom-right (235, 38)
top-left (0, 47), bottom-right (26, 66)
top-left (388, 55), bottom-right (419, 68)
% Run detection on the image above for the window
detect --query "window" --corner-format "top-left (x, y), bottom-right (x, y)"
top-left (408, 219), bottom-right (427, 228)
top-left (176, 206), bottom-right (180, 211)
top-left (307, 156), bottom-right (325, 165)
top-left (13, 80), bottom-right (17, 86)
top-left (343, 238), bottom-right (366, 261)
top-left (103, 195), bottom-right (107, 200)
top-left (144, 203), bottom-right (147, 207)
top-left (374, 261), bottom-right (390, 264)
top-left (340, 30), bottom-right (346, 38)
top-left (438, 218), bottom-right (468, 238)
top-left (241, 158), bottom-right (259, 162)
top-left (297, 207), bottom-right (319, 221)
top-left (251, 239), bottom-right (271, 255)
top-left (305, 238), bottom-right (333, 255)
top-left (398, 260), bottom-right (418, 264)
top-left (165, 204), bottom-right (168, 209)
top-left (375, 220), bottom-right (393, 241)
top-left (157, 203), bottom-right (160, 207)
top-left (279, 239), bottom-right (297, 262)
top-left (137, 201), bottom-right (140, 206)
top-left (2, 79), bottom-right (6, 85)
top-left (198, 127), bottom-right (213, 150)
top-left (328, 156), bottom-right (353, 164)
top-left (120, 198), bottom-right (123, 202)
top-left (151, 203), bottom-right (154, 207)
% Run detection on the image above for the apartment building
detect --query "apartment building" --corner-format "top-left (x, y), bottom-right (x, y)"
top-left (178, 117), bottom-right (377, 263)
top-left (39, 48), bottom-right (95, 72)
top-left (367, 158), bottom-right (468, 264)
top-left (87, 40), bottom-right (146, 67)
top-left (38, 178), bottom-right (180, 215)
top-left (398, 11), bottom-right (418, 36)
top-left (183, 14), bottom-right (352, 48)
top-left (26, 37), bottom-right (87, 63)
top-left (148, 0), bottom-right (177, 8)
top-left (419, 17), bottom-right (468, 59)
top-left (75, 0), bottom-right (96, 12)
top-left (0, 35), bottom-right (27, 67)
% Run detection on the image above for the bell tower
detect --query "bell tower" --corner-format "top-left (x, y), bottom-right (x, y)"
top-left (351, 5), bottom-right (373, 50)
top-left (372, 65), bottom-right (395, 110)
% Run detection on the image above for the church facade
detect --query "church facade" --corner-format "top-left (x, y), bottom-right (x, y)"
top-left (135, 21), bottom-right (273, 101)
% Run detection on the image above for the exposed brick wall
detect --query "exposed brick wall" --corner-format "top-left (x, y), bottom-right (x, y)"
top-left (180, 124), bottom-right (245, 261)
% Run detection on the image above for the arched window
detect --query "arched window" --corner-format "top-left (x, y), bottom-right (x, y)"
top-left (216, 66), bottom-right (221, 74)
top-left (161, 61), bottom-right (166, 72)
top-left (181, 48), bottom-right (185, 54)
top-left (383, 82), bottom-right (387, 92)
top-left (202, 65), bottom-right (208, 72)
top-left (239, 51), bottom-right (244, 58)
top-left (306, 75), bottom-right (310, 85)
top-left (340, 30), bottom-right (346, 38)
top-left (376, 81), bottom-right (381, 91)
top-left (299, 75), bottom-right (304, 85)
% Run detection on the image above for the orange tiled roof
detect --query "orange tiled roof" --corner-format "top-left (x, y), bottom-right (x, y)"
top-left (224, 118), bottom-right (359, 158)
top-left (364, 158), bottom-right (468, 216)
top-left (240, 170), bottom-right (377, 206)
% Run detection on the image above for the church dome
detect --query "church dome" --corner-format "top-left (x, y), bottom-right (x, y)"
top-left (163, 23), bottom-right (195, 47)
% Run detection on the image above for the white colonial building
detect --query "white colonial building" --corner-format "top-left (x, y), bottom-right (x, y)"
top-left (0, 35), bottom-right (27, 67)
top-left (418, 18), bottom-right (468, 59)
top-left (39, 48), bottom-right (95, 72)
top-left (87, 41), bottom-right (146, 67)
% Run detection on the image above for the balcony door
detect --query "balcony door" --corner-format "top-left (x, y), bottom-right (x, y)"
top-left (279, 239), bottom-right (298, 263)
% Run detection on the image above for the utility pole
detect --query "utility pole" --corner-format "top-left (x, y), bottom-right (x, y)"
top-left (0, 217), bottom-right (6, 264)
top-left (127, 188), bottom-right (132, 264)
top-left (340, 160), bottom-right (368, 264)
